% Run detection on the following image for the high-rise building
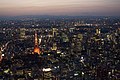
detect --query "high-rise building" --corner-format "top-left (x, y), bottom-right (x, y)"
top-left (33, 31), bottom-right (41, 54)
top-left (77, 34), bottom-right (83, 41)
top-left (51, 43), bottom-right (57, 51)
top-left (20, 28), bottom-right (26, 39)
top-left (0, 50), bottom-right (4, 62)
top-left (52, 28), bottom-right (57, 37)
top-left (96, 28), bottom-right (101, 35)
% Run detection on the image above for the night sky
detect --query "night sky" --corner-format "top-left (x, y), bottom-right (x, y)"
top-left (0, 0), bottom-right (120, 16)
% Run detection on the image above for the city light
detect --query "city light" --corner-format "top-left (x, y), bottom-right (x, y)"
top-left (43, 68), bottom-right (52, 72)
top-left (0, 16), bottom-right (119, 80)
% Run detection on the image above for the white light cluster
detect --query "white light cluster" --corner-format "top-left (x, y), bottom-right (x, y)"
top-left (43, 68), bottom-right (52, 72)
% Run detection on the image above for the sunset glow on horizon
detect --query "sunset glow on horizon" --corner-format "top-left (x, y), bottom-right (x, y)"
top-left (0, 0), bottom-right (120, 16)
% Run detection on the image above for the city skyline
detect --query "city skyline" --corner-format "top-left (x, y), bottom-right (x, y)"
top-left (0, 0), bottom-right (120, 16)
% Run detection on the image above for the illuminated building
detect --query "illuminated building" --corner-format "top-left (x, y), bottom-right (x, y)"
top-left (94, 28), bottom-right (101, 42)
top-left (51, 43), bottom-right (57, 51)
top-left (62, 33), bottom-right (69, 42)
top-left (77, 34), bottom-right (83, 41)
top-left (20, 28), bottom-right (26, 39)
top-left (42, 68), bottom-right (57, 80)
top-left (39, 37), bottom-right (42, 45)
top-left (96, 28), bottom-right (101, 35)
top-left (34, 31), bottom-right (41, 54)
top-left (52, 28), bottom-right (57, 37)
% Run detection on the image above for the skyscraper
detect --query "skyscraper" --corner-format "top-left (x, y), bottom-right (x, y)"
top-left (96, 28), bottom-right (101, 35)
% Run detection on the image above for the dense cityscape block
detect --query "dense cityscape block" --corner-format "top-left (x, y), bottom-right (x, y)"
top-left (0, 16), bottom-right (120, 80)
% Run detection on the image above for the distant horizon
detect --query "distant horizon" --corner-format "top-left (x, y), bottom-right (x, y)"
top-left (0, 14), bottom-right (120, 17)
top-left (0, 15), bottom-right (120, 17)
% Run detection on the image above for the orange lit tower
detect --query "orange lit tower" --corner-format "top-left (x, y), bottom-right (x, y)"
top-left (34, 31), bottom-right (41, 54)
